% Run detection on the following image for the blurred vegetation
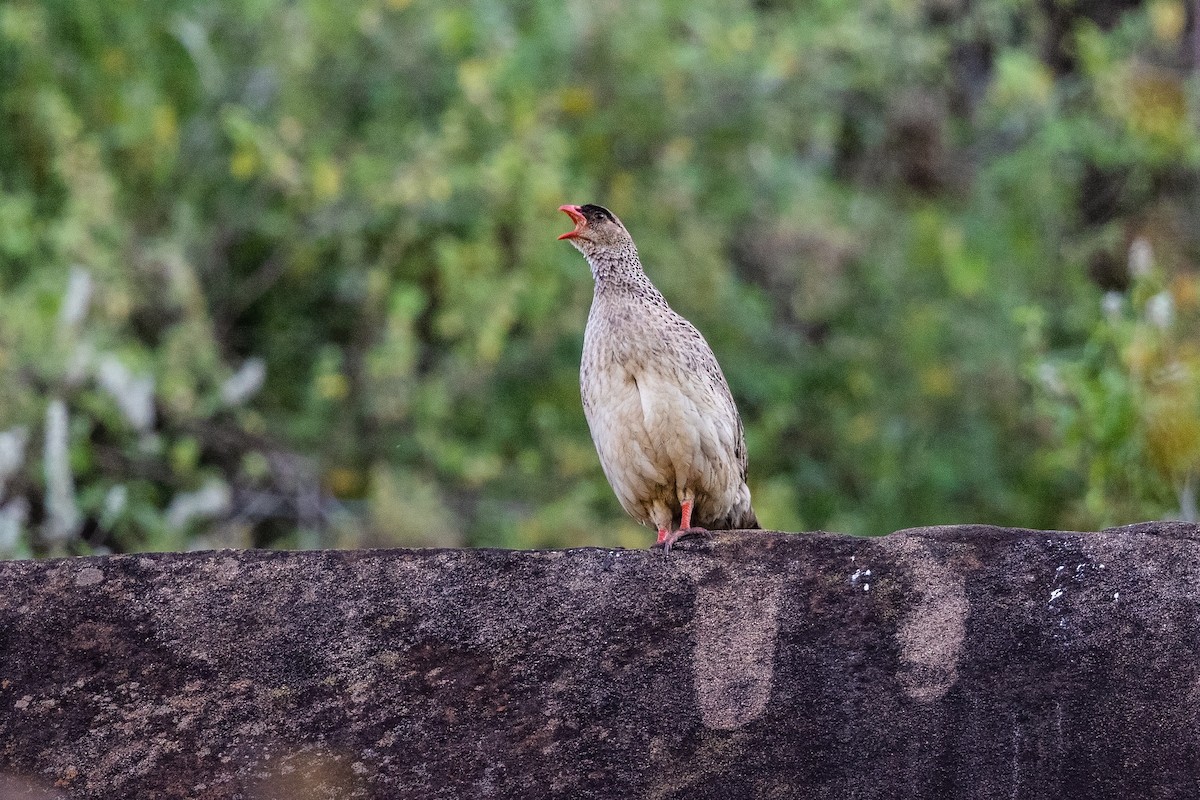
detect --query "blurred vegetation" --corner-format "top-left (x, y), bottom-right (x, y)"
top-left (1, 0), bottom-right (1198, 555)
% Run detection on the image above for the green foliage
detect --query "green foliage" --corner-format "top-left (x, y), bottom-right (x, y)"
top-left (0, 0), bottom-right (1197, 554)
top-left (1026, 244), bottom-right (1200, 527)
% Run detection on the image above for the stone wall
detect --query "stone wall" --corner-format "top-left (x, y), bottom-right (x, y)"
top-left (1, 522), bottom-right (1198, 799)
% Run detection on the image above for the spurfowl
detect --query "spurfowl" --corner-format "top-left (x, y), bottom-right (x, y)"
top-left (558, 203), bottom-right (760, 552)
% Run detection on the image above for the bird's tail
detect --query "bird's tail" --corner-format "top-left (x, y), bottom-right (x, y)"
top-left (733, 505), bottom-right (761, 530)
top-left (714, 489), bottom-right (760, 530)
top-left (735, 481), bottom-right (761, 529)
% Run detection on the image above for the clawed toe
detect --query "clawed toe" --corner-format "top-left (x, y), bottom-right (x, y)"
top-left (657, 526), bottom-right (710, 555)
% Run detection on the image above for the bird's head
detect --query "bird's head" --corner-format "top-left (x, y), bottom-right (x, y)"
top-left (557, 204), bottom-right (632, 257)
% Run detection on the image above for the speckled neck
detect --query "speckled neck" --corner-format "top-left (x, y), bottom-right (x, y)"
top-left (586, 244), bottom-right (654, 295)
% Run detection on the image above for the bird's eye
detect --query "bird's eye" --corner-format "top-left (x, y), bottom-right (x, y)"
top-left (581, 204), bottom-right (614, 224)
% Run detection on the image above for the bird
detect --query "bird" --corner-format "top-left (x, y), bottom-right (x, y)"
top-left (558, 203), bottom-right (760, 552)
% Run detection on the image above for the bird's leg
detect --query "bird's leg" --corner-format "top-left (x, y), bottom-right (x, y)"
top-left (660, 495), bottom-right (709, 553)
top-left (680, 497), bottom-right (694, 530)
top-left (651, 503), bottom-right (675, 550)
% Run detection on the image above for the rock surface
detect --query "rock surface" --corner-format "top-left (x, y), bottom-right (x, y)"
top-left (1, 522), bottom-right (1199, 799)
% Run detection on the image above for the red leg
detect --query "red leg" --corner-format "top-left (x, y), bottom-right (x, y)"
top-left (660, 498), bottom-right (709, 554)
top-left (656, 526), bottom-right (670, 545)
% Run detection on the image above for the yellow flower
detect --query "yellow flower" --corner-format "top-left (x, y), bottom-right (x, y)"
top-left (326, 467), bottom-right (365, 497)
top-left (311, 159), bottom-right (342, 202)
top-left (560, 86), bottom-right (596, 116)
top-left (1150, 0), bottom-right (1186, 42)
top-left (919, 366), bottom-right (956, 398)
top-left (152, 105), bottom-right (177, 149)
top-left (457, 58), bottom-right (491, 106)
top-left (317, 373), bottom-right (350, 401)
top-left (229, 148), bottom-right (259, 180)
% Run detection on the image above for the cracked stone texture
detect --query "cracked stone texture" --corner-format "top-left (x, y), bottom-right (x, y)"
top-left (1, 522), bottom-right (1199, 799)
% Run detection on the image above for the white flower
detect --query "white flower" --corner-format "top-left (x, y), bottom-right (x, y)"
top-left (166, 480), bottom-right (232, 531)
top-left (42, 399), bottom-right (80, 544)
top-left (1037, 362), bottom-right (1066, 396)
top-left (0, 426), bottom-right (30, 487)
top-left (59, 266), bottom-right (94, 331)
top-left (103, 485), bottom-right (128, 527)
top-left (95, 354), bottom-right (156, 432)
top-left (1128, 237), bottom-right (1153, 279)
top-left (0, 497), bottom-right (30, 554)
top-left (1145, 291), bottom-right (1174, 330)
top-left (1101, 291), bottom-right (1124, 320)
top-left (221, 358), bottom-right (266, 407)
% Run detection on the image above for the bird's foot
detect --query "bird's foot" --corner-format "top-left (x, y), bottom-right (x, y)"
top-left (658, 526), bottom-right (710, 554)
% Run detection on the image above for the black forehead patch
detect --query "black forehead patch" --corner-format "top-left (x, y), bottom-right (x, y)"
top-left (580, 204), bottom-right (616, 224)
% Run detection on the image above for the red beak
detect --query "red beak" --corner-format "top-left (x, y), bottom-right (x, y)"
top-left (558, 205), bottom-right (587, 240)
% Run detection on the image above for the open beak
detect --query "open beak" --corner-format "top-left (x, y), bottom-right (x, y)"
top-left (557, 205), bottom-right (587, 240)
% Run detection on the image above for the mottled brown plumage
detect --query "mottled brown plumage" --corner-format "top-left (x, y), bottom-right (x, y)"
top-left (558, 203), bottom-right (759, 551)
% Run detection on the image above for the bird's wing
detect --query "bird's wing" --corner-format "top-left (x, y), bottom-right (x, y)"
top-left (637, 312), bottom-right (747, 490)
